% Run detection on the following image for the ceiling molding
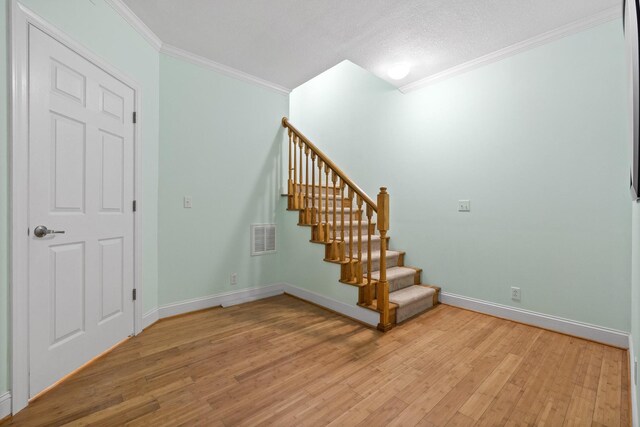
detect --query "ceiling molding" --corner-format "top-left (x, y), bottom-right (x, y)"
top-left (104, 0), bottom-right (290, 95)
top-left (104, 0), bottom-right (618, 95)
top-left (400, 5), bottom-right (622, 93)
top-left (104, 0), bottom-right (162, 50)
top-left (160, 44), bottom-right (291, 95)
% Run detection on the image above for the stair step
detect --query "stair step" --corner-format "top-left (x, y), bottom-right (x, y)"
top-left (389, 285), bottom-right (437, 323)
top-left (306, 197), bottom-right (351, 208)
top-left (359, 299), bottom-right (398, 314)
top-left (371, 266), bottom-right (419, 292)
top-left (324, 246), bottom-right (400, 268)
top-left (344, 235), bottom-right (387, 255)
top-left (306, 194), bottom-right (346, 201)
top-left (362, 250), bottom-right (403, 270)
top-left (317, 209), bottom-right (356, 221)
top-left (325, 220), bottom-right (374, 228)
top-left (293, 183), bottom-right (368, 196)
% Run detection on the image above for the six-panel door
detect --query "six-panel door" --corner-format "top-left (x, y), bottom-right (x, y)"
top-left (28, 26), bottom-right (136, 397)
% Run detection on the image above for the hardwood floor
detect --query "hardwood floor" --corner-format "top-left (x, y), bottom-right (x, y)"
top-left (1, 295), bottom-right (630, 426)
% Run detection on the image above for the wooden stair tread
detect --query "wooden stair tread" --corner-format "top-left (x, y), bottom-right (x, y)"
top-left (359, 299), bottom-right (399, 312)
top-left (322, 249), bottom-right (403, 264)
top-left (344, 234), bottom-right (387, 243)
top-left (360, 249), bottom-right (403, 262)
top-left (370, 265), bottom-right (421, 279)
top-left (338, 278), bottom-right (369, 288)
top-left (388, 285), bottom-right (436, 305)
top-left (323, 258), bottom-right (351, 265)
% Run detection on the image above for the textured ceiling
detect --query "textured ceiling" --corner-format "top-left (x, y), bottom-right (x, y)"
top-left (123, 0), bottom-right (621, 90)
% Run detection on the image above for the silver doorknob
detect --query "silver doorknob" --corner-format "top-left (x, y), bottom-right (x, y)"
top-left (34, 225), bottom-right (65, 238)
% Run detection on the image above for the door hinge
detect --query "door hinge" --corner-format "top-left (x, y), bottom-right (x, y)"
top-left (132, 200), bottom-right (137, 212)
top-left (133, 289), bottom-right (137, 301)
top-left (132, 111), bottom-right (137, 124)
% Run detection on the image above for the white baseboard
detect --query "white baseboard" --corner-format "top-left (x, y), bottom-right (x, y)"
top-left (150, 284), bottom-right (285, 323)
top-left (142, 308), bottom-right (159, 330)
top-left (140, 283), bottom-right (379, 330)
top-left (441, 292), bottom-right (629, 348)
top-left (140, 286), bottom-right (629, 349)
top-left (281, 283), bottom-right (380, 327)
top-left (630, 335), bottom-right (638, 427)
top-left (0, 392), bottom-right (11, 419)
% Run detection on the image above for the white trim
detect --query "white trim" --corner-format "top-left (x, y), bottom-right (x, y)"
top-left (132, 90), bottom-right (144, 337)
top-left (630, 334), bottom-right (639, 427)
top-left (10, 2), bottom-right (144, 413)
top-left (0, 392), bottom-right (11, 420)
top-left (9, 0), bottom-right (30, 413)
top-left (159, 43), bottom-right (291, 95)
top-left (143, 283), bottom-right (378, 329)
top-left (103, 0), bottom-right (162, 51)
top-left (142, 308), bottom-right (160, 330)
top-left (156, 284), bottom-right (285, 319)
top-left (400, 6), bottom-right (621, 93)
top-left (441, 291), bottom-right (629, 348)
top-left (103, 0), bottom-right (291, 95)
top-left (281, 283), bottom-right (379, 327)
top-left (100, 1), bottom-right (292, 94)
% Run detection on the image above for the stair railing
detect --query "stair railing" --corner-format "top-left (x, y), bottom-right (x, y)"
top-left (282, 117), bottom-right (391, 331)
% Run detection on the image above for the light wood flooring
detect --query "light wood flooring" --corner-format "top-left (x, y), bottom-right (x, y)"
top-left (1, 294), bottom-right (630, 426)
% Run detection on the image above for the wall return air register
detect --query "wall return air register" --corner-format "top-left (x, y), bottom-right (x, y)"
top-left (251, 224), bottom-right (276, 255)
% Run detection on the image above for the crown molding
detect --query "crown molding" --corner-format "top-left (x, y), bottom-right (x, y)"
top-left (103, 0), bottom-right (618, 96)
top-left (160, 43), bottom-right (291, 95)
top-left (104, 0), bottom-right (162, 51)
top-left (103, 0), bottom-right (290, 95)
top-left (400, 6), bottom-right (622, 93)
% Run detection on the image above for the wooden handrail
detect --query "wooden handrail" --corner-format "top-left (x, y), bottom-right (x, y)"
top-left (283, 117), bottom-right (390, 331)
top-left (282, 117), bottom-right (377, 212)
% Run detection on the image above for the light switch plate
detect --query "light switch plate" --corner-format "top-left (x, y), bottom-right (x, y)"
top-left (458, 200), bottom-right (470, 212)
top-left (184, 196), bottom-right (192, 208)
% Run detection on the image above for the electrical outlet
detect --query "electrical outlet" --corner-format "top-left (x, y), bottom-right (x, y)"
top-left (458, 200), bottom-right (470, 212)
top-left (230, 273), bottom-right (238, 285)
top-left (511, 287), bottom-right (521, 301)
top-left (184, 196), bottom-right (192, 208)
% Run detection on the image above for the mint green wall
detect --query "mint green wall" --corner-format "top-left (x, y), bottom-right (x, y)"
top-left (277, 199), bottom-right (360, 303)
top-left (17, 0), bottom-right (160, 313)
top-left (1, 0), bottom-right (8, 394)
top-left (288, 20), bottom-right (631, 331)
top-left (157, 54), bottom-right (287, 305)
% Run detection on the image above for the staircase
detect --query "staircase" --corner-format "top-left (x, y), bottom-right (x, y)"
top-left (282, 118), bottom-right (440, 331)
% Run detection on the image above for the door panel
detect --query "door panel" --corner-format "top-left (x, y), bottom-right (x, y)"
top-left (50, 242), bottom-right (85, 346)
top-left (28, 26), bottom-right (136, 397)
top-left (50, 113), bottom-right (86, 213)
top-left (99, 237), bottom-right (124, 323)
top-left (99, 131), bottom-right (125, 212)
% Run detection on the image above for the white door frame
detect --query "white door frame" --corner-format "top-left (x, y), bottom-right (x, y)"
top-left (9, 1), bottom-right (145, 414)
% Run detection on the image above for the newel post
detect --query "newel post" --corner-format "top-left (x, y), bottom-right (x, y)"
top-left (377, 187), bottom-right (392, 332)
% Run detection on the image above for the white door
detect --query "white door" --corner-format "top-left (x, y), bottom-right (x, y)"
top-left (28, 26), bottom-right (136, 397)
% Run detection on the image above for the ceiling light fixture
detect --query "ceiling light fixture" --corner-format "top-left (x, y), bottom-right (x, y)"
top-left (387, 62), bottom-right (411, 80)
